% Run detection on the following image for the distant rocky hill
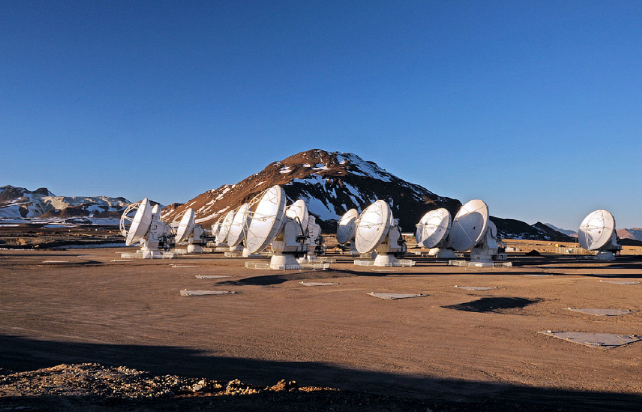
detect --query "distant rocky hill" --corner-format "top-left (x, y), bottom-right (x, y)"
top-left (160, 149), bottom-right (578, 241)
top-left (491, 218), bottom-right (574, 242)
top-left (0, 185), bottom-right (130, 224)
top-left (617, 228), bottom-right (642, 242)
top-left (544, 223), bottom-right (578, 238)
top-left (162, 149), bottom-right (462, 232)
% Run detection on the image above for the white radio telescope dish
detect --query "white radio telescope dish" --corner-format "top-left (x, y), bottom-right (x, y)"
top-left (125, 198), bottom-right (153, 246)
top-left (448, 200), bottom-right (507, 266)
top-left (211, 219), bottom-right (222, 236)
top-left (120, 198), bottom-right (172, 258)
top-left (416, 208), bottom-right (451, 249)
top-left (210, 218), bottom-right (224, 245)
top-left (450, 200), bottom-right (488, 252)
top-left (285, 199), bottom-right (310, 232)
top-left (269, 198), bottom-right (311, 268)
top-left (354, 200), bottom-right (405, 266)
top-left (336, 209), bottom-right (359, 244)
top-left (245, 185), bottom-right (287, 255)
top-left (175, 208), bottom-right (196, 244)
top-left (217, 209), bottom-right (237, 245)
top-left (227, 203), bottom-right (251, 249)
top-left (355, 200), bottom-right (391, 254)
top-left (173, 208), bottom-right (206, 253)
top-left (578, 209), bottom-right (621, 260)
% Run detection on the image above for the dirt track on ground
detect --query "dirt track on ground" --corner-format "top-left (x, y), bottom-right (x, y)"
top-left (1, 245), bottom-right (641, 410)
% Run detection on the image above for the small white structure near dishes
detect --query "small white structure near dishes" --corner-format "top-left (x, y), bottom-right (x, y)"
top-left (120, 198), bottom-right (172, 259)
top-left (449, 199), bottom-right (507, 267)
top-left (175, 208), bottom-right (206, 253)
top-left (415, 208), bottom-right (456, 258)
top-left (578, 210), bottom-right (621, 261)
top-left (354, 200), bottom-right (409, 267)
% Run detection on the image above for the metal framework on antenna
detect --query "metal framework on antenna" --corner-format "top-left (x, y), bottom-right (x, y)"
top-left (119, 201), bottom-right (142, 237)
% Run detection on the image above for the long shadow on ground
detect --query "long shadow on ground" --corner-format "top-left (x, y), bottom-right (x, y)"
top-left (443, 297), bottom-right (541, 313)
top-left (1, 334), bottom-right (640, 411)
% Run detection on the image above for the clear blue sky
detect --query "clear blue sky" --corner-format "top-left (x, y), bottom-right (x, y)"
top-left (2, 1), bottom-right (641, 230)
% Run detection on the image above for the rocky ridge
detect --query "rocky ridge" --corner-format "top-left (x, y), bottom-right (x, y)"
top-left (0, 185), bottom-right (130, 224)
top-left (492, 218), bottom-right (574, 242)
top-left (617, 228), bottom-right (642, 242)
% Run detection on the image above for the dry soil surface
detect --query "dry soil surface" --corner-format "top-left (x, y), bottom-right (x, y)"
top-left (1, 246), bottom-right (641, 411)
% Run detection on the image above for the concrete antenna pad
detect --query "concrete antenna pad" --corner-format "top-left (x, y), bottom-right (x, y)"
top-left (454, 286), bottom-right (500, 291)
top-left (600, 280), bottom-right (642, 285)
top-left (539, 331), bottom-right (641, 349)
top-left (567, 308), bottom-right (637, 317)
top-left (301, 282), bottom-right (339, 286)
top-left (180, 290), bottom-right (237, 297)
top-left (368, 292), bottom-right (428, 300)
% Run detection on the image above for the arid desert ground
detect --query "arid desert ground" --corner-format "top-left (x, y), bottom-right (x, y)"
top-left (1, 233), bottom-right (641, 411)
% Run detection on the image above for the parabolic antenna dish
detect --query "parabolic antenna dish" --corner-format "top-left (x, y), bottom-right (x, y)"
top-left (217, 209), bottom-right (237, 243)
top-left (227, 203), bottom-right (251, 247)
top-left (211, 219), bottom-right (222, 238)
top-left (308, 216), bottom-right (321, 241)
top-left (126, 198), bottom-right (153, 246)
top-left (416, 208), bottom-right (451, 248)
top-left (175, 208), bottom-right (196, 244)
top-left (285, 199), bottom-right (309, 234)
top-left (450, 200), bottom-right (488, 252)
top-left (578, 210), bottom-right (616, 251)
top-left (336, 209), bottom-right (359, 244)
top-left (355, 200), bottom-right (391, 254)
top-left (245, 185), bottom-right (287, 254)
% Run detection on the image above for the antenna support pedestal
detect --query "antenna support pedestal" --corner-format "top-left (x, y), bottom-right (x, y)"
top-left (469, 227), bottom-right (500, 266)
top-left (242, 247), bottom-right (261, 257)
top-left (374, 253), bottom-right (400, 267)
top-left (229, 244), bottom-right (244, 252)
top-left (595, 251), bottom-right (616, 261)
top-left (429, 248), bottom-right (457, 258)
top-left (187, 244), bottom-right (203, 253)
top-left (270, 253), bottom-right (302, 270)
